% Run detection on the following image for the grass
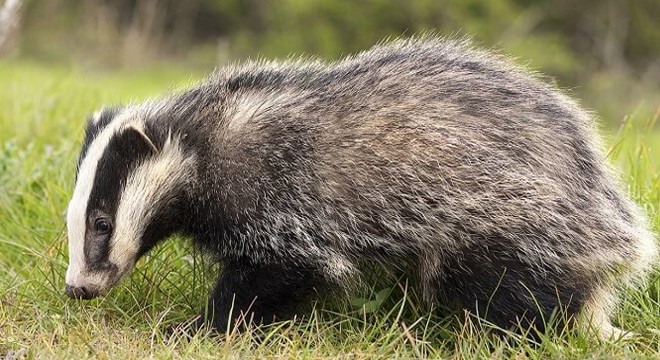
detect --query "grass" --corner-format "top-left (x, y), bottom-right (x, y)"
top-left (0, 60), bottom-right (658, 359)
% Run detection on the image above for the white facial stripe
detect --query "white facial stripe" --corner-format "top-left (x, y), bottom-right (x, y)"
top-left (226, 94), bottom-right (269, 133)
top-left (91, 110), bottom-right (104, 124)
top-left (110, 135), bottom-right (194, 272)
top-left (225, 91), bottom-right (298, 134)
top-left (65, 107), bottom-right (139, 286)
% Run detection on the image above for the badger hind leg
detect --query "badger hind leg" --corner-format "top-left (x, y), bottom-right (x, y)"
top-left (578, 286), bottom-right (635, 340)
top-left (425, 241), bottom-right (595, 337)
top-left (575, 225), bottom-right (657, 340)
top-left (191, 257), bottom-right (331, 334)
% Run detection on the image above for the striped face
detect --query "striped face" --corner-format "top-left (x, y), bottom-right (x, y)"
top-left (65, 108), bottom-right (194, 299)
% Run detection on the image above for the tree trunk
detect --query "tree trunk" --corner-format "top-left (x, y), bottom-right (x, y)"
top-left (0, 0), bottom-right (22, 57)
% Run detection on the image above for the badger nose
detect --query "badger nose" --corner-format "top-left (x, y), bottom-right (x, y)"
top-left (64, 284), bottom-right (97, 300)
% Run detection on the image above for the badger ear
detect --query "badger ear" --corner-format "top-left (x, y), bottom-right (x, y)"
top-left (125, 124), bottom-right (159, 154)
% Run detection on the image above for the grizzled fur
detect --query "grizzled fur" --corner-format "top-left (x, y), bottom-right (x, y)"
top-left (66, 38), bottom-right (657, 337)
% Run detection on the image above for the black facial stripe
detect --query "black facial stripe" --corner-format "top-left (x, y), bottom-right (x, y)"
top-left (83, 125), bottom-right (157, 265)
top-left (85, 230), bottom-right (113, 270)
top-left (78, 108), bottom-right (121, 173)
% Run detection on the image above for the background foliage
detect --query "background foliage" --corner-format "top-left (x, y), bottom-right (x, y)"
top-left (8, 0), bottom-right (660, 124)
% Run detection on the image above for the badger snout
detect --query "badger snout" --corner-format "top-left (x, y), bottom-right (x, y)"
top-left (64, 284), bottom-right (99, 300)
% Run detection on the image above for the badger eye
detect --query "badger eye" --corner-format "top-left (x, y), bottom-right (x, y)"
top-left (94, 218), bottom-right (112, 235)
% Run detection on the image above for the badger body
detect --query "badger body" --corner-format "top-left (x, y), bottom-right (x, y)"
top-left (65, 38), bottom-right (656, 337)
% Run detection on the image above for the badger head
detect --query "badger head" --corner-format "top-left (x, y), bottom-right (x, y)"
top-left (65, 108), bottom-right (195, 300)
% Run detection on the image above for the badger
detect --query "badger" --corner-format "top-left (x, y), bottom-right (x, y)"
top-left (64, 38), bottom-right (657, 338)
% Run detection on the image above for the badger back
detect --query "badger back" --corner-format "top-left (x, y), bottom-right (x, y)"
top-left (190, 39), bottom-right (655, 271)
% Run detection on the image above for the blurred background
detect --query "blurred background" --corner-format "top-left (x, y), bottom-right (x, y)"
top-left (1, 0), bottom-right (659, 126)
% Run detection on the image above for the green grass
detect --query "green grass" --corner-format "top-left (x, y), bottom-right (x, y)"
top-left (1, 60), bottom-right (658, 359)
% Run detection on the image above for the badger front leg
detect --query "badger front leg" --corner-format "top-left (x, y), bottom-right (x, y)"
top-left (192, 258), bottom-right (328, 334)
